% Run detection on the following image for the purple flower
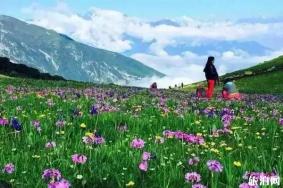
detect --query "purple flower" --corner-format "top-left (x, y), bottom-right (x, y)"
top-left (11, 118), bottom-right (22, 131)
top-left (207, 160), bottom-right (223, 173)
top-left (131, 138), bottom-right (145, 149)
top-left (55, 120), bottom-right (66, 128)
top-left (42, 168), bottom-right (62, 182)
top-left (48, 179), bottom-right (71, 188)
top-left (239, 183), bottom-right (259, 188)
top-left (0, 118), bottom-right (9, 126)
top-left (71, 154), bottom-right (87, 164)
top-left (192, 184), bottom-right (207, 188)
top-left (142, 152), bottom-right (151, 161)
top-left (2, 163), bottom-right (15, 174)
top-left (185, 172), bottom-right (201, 183)
top-left (139, 161), bottom-right (148, 172)
top-left (90, 105), bottom-right (98, 115)
top-left (45, 141), bottom-right (56, 149)
top-left (32, 120), bottom-right (42, 132)
top-left (279, 118), bottom-right (283, 126)
top-left (188, 156), bottom-right (200, 166)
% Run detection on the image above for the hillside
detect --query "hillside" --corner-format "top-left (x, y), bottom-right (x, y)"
top-left (0, 57), bottom-right (65, 81)
top-left (0, 15), bottom-right (164, 84)
top-left (183, 55), bottom-right (283, 94)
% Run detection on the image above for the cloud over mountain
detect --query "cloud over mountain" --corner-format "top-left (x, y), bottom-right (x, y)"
top-left (22, 3), bottom-right (283, 87)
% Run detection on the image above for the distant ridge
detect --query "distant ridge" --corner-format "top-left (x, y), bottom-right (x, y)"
top-left (0, 57), bottom-right (65, 80)
top-left (0, 15), bottom-right (164, 84)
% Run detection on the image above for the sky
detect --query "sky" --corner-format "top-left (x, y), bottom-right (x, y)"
top-left (1, 0), bottom-right (283, 21)
top-left (1, 0), bottom-right (283, 87)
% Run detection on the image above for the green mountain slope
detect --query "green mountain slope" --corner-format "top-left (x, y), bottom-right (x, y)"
top-left (0, 15), bottom-right (164, 84)
top-left (183, 55), bottom-right (283, 94)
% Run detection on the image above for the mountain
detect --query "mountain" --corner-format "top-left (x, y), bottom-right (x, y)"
top-left (0, 57), bottom-right (65, 80)
top-left (0, 15), bottom-right (164, 84)
top-left (183, 55), bottom-right (283, 94)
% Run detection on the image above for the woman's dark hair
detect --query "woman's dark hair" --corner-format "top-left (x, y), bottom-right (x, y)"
top-left (206, 56), bottom-right (215, 65)
top-left (204, 56), bottom-right (215, 72)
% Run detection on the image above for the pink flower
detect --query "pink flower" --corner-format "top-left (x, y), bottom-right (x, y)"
top-left (142, 152), bottom-right (151, 161)
top-left (45, 141), bottom-right (56, 149)
top-left (0, 118), bottom-right (9, 126)
top-left (131, 138), bottom-right (145, 149)
top-left (42, 168), bottom-right (61, 181)
top-left (139, 161), bottom-right (148, 172)
top-left (185, 172), bottom-right (201, 183)
top-left (71, 154), bottom-right (87, 164)
top-left (2, 163), bottom-right (15, 174)
top-left (239, 182), bottom-right (259, 188)
top-left (192, 183), bottom-right (207, 188)
top-left (48, 179), bottom-right (71, 188)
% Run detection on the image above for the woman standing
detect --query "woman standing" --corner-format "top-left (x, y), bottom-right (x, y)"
top-left (203, 56), bottom-right (219, 99)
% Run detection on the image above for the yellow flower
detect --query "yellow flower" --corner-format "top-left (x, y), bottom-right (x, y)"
top-left (76, 174), bottom-right (83, 179)
top-left (80, 123), bottom-right (87, 128)
top-left (225, 147), bottom-right (233, 151)
top-left (126, 181), bottom-right (135, 187)
top-left (85, 132), bottom-right (93, 136)
top-left (196, 133), bottom-right (203, 136)
top-left (210, 148), bottom-right (220, 154)
top-left (233, 161), bottom-right (242, 167)
top-left (195, 121), bottom-right (201, 125)
top-left (32, 155), bottom-right (41, 159)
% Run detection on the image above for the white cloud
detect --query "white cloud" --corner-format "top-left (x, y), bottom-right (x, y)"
top-left (22, 3), bottom-right (283, 88)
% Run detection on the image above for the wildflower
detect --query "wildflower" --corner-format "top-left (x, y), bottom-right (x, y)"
top-left (185, 172), bottom-right (201, 183)
top-left (32, 155), bottom-right (41, 159)
top-left (76, 174), bottom-right (83, 179)
top-left (207, 160), bottom-right (223, 172)
top-left (188, 156), bottom-right (200, 166)
top-left (279, 118), bottom-right (283, 126)
top-left (11, 118), bottom-right (22, 131)
top-left (126, 181), bottom-right (135, 187)
top-left (80, 123), bottom-right (86, 128)
top-left (142, 152), bottom-right (151, 161)
top-left (155, 136), bottom-right (165, 144)
top-left (239, 182), bottom-right (259, 188)
top-left (0, 118), bottom-right (9, 126)
top-left (117, 124), bottom-right (128, 132)
top-left (71, 154), bottom-right (87, 164)
top-left (48, 179), bottom-right (71, 188)
top-left (233, 161), bottom-right (242, 167)
top-left (82, 132), bottom-right (105, 145)
top-left (55, 120), bottom-right (66, 128)
top-left (90, 105), bottom-right (98, 115)
top-left (45, 141), bottom-right (56, 149)
top-left (131, 138), bottom-right (145, 149)
top-left (32, 120), bottom-right (42, 132)
top-left (192, 184), bottom-right (207, 188)
top-left (2, 163), bottom-right (15, 174)
top-left (139, 161), bottom-right (148, 172)
top-left (42, 168), bottom-right (61, 182)
top-left (225, 147), bottom-right (233, 151)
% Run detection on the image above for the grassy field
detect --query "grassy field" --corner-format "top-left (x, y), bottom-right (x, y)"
top-left (0, 75), bottom-right (282, 188)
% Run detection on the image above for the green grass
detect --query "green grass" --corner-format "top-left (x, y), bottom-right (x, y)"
top-left (183, 56), bottom-right (283, 94)
top-left (0, 75), bottom-right (282, 188)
